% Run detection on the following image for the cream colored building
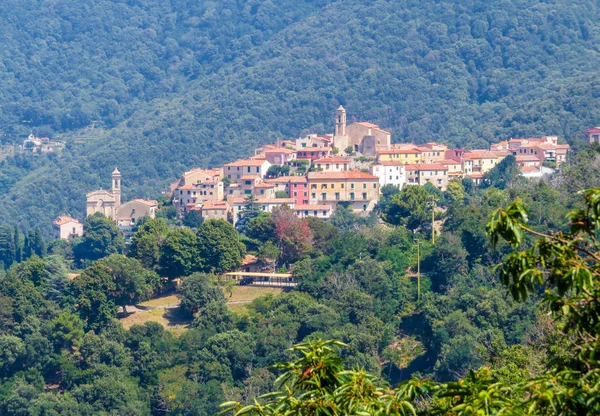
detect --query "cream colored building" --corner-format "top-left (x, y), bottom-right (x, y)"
top-left (116, 199), bottom-right (158, 228)
top-left (405, 163), bottom-right (449, 191)
top-left (53, 216), bottom-right (83, 240)
top-left (294, 204), bottom-right (334, 219)
top-left (231, 197), bottom-right (295, 224)
top-left (86, 168), bottom-right (122, 220)
top-left (199, 200), bottom-right (231, 222)
top-left (307, 170), bottom-right (380, 212)
top-left (462, 151), bottom-right (508, 175)
top-left (313, 157), bottom-right (350, 172)
top-left (377, 148), bottom-right (422, 163)
top-left (224, 159), bottom-right (271, 181)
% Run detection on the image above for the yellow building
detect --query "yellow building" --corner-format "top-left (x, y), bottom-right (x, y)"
top-left (462, 151), bottom-right (508, 175)
top-left (376, 148), bottom-right (422, 163)
top-left (307, 171), bottom-right (380, 212)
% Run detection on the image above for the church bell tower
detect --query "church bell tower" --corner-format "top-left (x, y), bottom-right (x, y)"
top-left (112, 167), bottom-right (121, 209)
top-left (335, 105), bottom-right (347, 137)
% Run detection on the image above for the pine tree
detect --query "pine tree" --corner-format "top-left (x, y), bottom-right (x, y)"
top-left (33, 227), bottom-right (46, 257)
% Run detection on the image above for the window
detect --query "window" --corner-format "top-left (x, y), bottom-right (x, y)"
top-left (311, 184), bottom-right (317, 189)
top-left (304, 192), bottom-right (307, 196)
top-left (351, 183), bottom-right (355, 189)
top-left (294, 183), bottom-right (297, 188)
top-left (362, 193), bottom-right (367, 200)
top-left (363, 204), bottom-right (367, 210)
top-left (315, 210), bottom-right (318, 216)
top-left (294, 192), bottom-right (297, 196)
top-left (363, 184), bottom-right (366, 189)
top-left (341, 184), bottom-right (344, 189)
top-left (321, 193), bottom-right (326, 200)
top-left (311, 193), bottom-right (316, 198)
top-left (335, 192), bottom-right (340, 200)
top-left (321, 184), bottom-right (327, 189)
top-left (373, 184), bottom-right (377, 188)
top-left (350, 192), bottom-right (355, 200)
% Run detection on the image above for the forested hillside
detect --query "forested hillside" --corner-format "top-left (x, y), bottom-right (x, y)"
top-left (1, 0), bottom-right (600, 232)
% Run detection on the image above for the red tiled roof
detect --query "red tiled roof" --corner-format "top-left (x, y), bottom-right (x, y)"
top-left (314, 157), bottom-right (350, 164)
top-left (225, 159), bottom-right (269, 167)
top-left (307, 171), bottom-right (379, 180)
top-left (404, 163), bottom-right (448, 171)
top-left (202, 200), bottom-right (230, 210)
top-left (377, 149), bottom-right (420, 154)
top-left (294, 204), bottom-right (333, 211)
top-left (585, 127), bottom-right (600, 134)
top-left (54, 215), bottom-right (81, 226)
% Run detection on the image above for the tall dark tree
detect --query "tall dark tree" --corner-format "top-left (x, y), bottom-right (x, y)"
top-left (0, 225), bottom-right (16, 270)
top-left (13, 227), bottom-right (22, 263)
top-left (196, 220), bottom-right (245, 274)
top-left (73, 213), bottom-right (125, 263)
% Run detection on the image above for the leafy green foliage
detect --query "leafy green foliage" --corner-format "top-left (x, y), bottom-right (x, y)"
top-left (196, 220), bottom-right (246, 274)
top-left (73, 213), bottom-right (124, 263)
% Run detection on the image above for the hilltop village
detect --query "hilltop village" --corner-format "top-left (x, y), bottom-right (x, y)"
top-left (54, 106), bottom-right (582, 238)
top-left (165, 106), bottom-right (571, 226)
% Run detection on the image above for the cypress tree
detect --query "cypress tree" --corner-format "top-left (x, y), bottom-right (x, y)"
top-left (0, 225), bottom-right (16, 269)
top-left (13, 226), bottom-right (22, 263)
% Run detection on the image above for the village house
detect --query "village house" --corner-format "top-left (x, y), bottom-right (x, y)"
top-left (117, 199), bottom-right (158, 229)
top-left (175, 180), bottom-right (224, 212)
top-left (307, 170), bottom-right (380, 212)
top-left (503, 136), bottom-right (569, 166)
top-left (231, 197), bottom-right (295, 224)
top-left (313, 157), bottom-right (350, 172)
top-left (288, 176), bottom-right (309, 205)
top-left (296, 147), bottom-right (333, 161)
top-left (462, 151), bottom-right (508, 175)
top-left (439, 159), bottom-right (463, 179)
top-left (417, 143), bottom-right (448, 163)
top-left (295, 134), bottom-right (333, 150)
top-left (293, 204), bottom-right (334, 219)
top-left (22, 134), bottom-right (66, 153)
top-left (515, 154), bottom-right (542, 168)
top-left (53, 216), bottom-right (83, 240)
top-left (585, 127), bottom-right (600, 144)
top-left (376, 148), bottom-right (422, 163)
top-left (253, 145), bottom-right (297, 165)
top-left (405, 163), bottom-right (449, 191)
top-left (224, 159), bottom-right (271, 181)
top-left (226, 175), bottom-right (276, 200)
top-left (370, 162), bottom-right (406, 189)
top-left (198, 200), bottom-right (231, 222)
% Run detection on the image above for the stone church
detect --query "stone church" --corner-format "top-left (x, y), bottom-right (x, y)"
top-left (86, 168), bottom-right (122, 220)
top-left (332, 106), bottom-right (391, 157)
top-left (86, 168), bottom-right (157, 226)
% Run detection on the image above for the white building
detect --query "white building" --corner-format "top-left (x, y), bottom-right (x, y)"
top-left (370, 162), bottom-right (406, 189)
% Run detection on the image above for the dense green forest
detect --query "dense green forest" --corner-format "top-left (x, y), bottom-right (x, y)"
top-left (1, 0), bottom-right (600, 232)
top-left (1, 145), bottom-right (600, 414)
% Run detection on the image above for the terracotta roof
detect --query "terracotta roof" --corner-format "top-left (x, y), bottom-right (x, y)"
top-left (254, 183), bottom-right (275, 188)
top-left (307, 171), bottom-right (379, 180)
top-left (225, 159), bottom-right (269, 167)
top-left (404, 163), bottom-right (448, 171)
top-left (314, 157), bottom-right (350, 164)
top-left (288, 176), bottom-right (308, 183)
top-left (377, 149), bottom-right (420, 154)
top-left (54, 215), bottom-right (81, 226)
top-left (466, 173), bottom-right (484, 178)
top-left (230, 197), bottom-right (295, 204)
top-left (354, 122), bottom-right (391, 134)
top-left (294, 204), bottom-right (333, 211)
top-left (242, 254), bottom-right (258, 266)
top-left (516, 155), bottom-right (542, 162)
top-left (438, 159), bottom-right (462, 165)
top-left (463, 151), bottom-right (508, 159)
top-left (519, 166), bottom-right (540, 172)
top-left (202, 200), bottom-right (230, 210)
top-left (130, 199), bottom-right (158, 206)
top-left (585, 127), bottom-right (600, 134)
top-left (265, 148), bottom-right (296, 154)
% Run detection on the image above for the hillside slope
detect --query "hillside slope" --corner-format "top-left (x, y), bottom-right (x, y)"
top-left (1, 0), bottom-right (600, 232)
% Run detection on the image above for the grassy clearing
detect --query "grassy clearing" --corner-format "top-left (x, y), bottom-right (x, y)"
top-left (224, 286), bottom-right (283, 314)
top-left (120, 308), bottom-right (190, 334)
top-left (139, 294), bottom-right (179, 307)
